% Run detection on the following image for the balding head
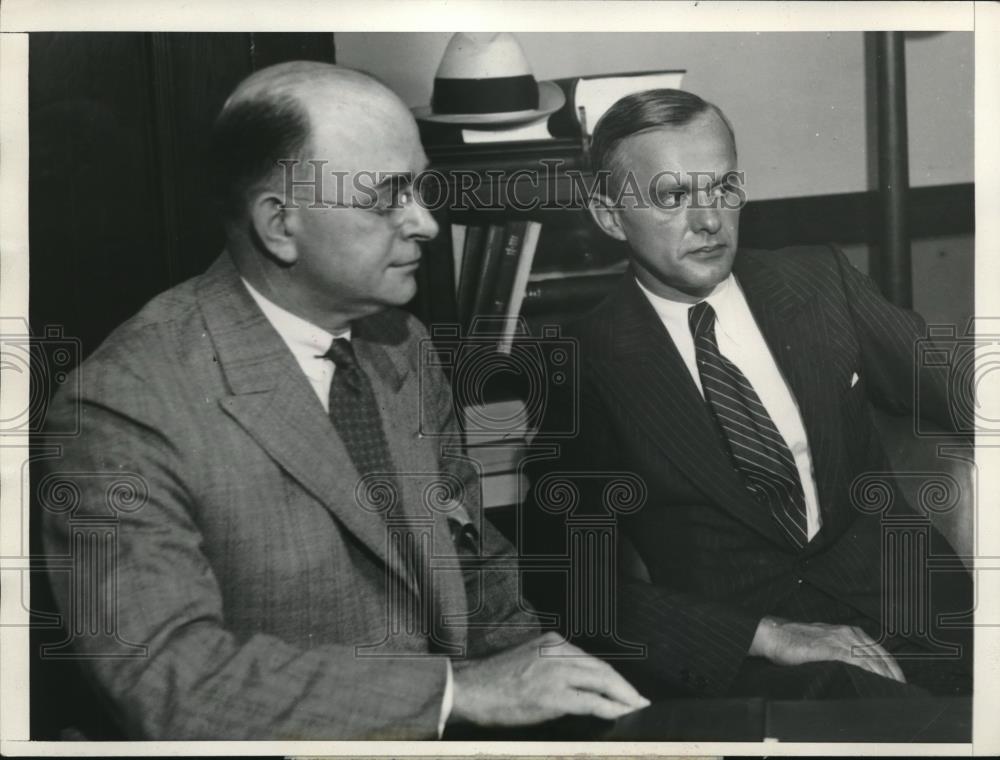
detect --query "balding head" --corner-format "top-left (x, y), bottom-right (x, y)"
top-left (211, 62), bottom-right (410, 224)
top-left (211, 61), bottom-right (437, 333)
top-left (224, 61), bottom-right (400, 118)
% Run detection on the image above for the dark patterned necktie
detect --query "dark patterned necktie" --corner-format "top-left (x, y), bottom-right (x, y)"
top-left (323, 338), bottom-right (398, 480)
top-left (688, 301), bottom-right (809, 547)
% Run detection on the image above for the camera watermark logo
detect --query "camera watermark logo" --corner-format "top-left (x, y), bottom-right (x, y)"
top-left (0, 318), bottom-right (80, 436)
top-left (915, 318), bottom-right (1000, 436)
top-left (420, 319), bottom-right (578, 440)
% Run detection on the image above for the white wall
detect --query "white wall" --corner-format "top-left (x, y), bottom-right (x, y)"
top-left (336, 31), bottom-right (973, 200)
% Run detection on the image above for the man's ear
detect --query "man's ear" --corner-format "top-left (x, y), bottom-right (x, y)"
top-left (588, 194), bottom-right (628, 242)
top-left (249, 191), bottom-right (299, 265)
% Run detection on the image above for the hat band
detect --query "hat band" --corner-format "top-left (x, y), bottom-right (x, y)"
top-left (431, 75), bottom-right (539, 115)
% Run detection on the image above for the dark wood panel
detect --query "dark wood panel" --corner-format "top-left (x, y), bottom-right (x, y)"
top-left (29, 32), bottom-right (339, 361)
top-left (741, 183), bottom-right (973, 249)
top-left (147, 33), bottom-right (257, 282)
top-left (250, 32), bottom-right (336, 69)
top-left (29, 32), bottom-right (169, 359)
top-left (148, 33), bottom-right (337, 282)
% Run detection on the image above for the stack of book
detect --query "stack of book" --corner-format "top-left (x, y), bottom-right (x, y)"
top-left (462, 397), bottom-right (531, 510)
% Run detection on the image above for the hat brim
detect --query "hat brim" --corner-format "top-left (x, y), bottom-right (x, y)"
top-left (413, 80), bottom-right (565, 127)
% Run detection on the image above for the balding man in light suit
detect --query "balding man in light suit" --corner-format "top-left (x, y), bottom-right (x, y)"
top-left (40, 62), bottom-right (647, 740)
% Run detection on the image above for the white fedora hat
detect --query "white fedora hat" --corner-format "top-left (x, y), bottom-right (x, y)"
top-left (413, 33), bottom-right (565, 127)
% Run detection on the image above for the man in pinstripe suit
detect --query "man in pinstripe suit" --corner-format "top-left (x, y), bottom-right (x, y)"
top-left (528, 89), bottom-right (972, 700)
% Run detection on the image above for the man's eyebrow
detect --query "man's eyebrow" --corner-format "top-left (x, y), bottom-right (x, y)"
top-left (372, 169), bottom-right (422, 190)
top-left (652, 175), bottom-right (688, 191)
top-left (374, 168), bottom-right (430, 190)
top-left (657, 170), bottom-right (737, 188)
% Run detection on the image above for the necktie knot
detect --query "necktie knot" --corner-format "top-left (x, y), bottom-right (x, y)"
top-left (688, 301), bottom-right (717, 340)
top-left (324, 337), bottom-right (357, 371)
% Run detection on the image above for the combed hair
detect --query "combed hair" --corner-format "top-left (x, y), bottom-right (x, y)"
top-left (209, 93), bottom-right (311, 222)
top-left (590, 88), bottom-right (735, 195)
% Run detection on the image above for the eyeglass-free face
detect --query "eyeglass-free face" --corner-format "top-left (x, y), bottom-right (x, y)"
top-left (597, 110), bottom-right (741, 304)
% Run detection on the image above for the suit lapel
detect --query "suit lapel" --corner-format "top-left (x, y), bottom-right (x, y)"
top-left (196, 254), bottom-right (419, 596)
top-left (596, 275), bottom-right (790, 545)
top-left (733, 251), bottom-right (840, 542)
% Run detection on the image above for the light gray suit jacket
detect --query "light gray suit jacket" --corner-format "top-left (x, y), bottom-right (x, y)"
top-left (41, 253), bottom-right (538, 739)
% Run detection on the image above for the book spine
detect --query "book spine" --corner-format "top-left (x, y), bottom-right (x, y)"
top-left (481, 471), bottom-right (528, 510)
top-left (465, 443), bottom-right (528, 475)
top-left (499, 220), bottom-right (543, 354)
top-left (488, 220), bottom-right (528, 316)
top-left (450, 224), bottom-right (467, 298)
top-left (455, 225), bottom-right (485, 326)
top-left (520, 273), bottom-right (622, 315)
top-left (469, 224), bottom-right (507, 328)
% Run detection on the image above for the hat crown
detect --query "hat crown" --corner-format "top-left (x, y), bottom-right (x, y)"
top-left (435, 32), bottom-right (532, 79)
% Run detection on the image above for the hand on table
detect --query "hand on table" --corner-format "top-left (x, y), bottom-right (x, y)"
top-left (449, 632), bottom-right (650, 728)
top-left (749, 616), bottom-right (906, 684)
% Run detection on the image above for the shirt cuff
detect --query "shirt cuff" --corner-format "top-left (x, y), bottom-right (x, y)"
top-left (438, 658), bottom-right (454, 737)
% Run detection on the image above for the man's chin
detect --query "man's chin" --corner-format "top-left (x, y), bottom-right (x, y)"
top-left (695, 252), bottom-right (735, 284)
top-left (382, 276), bottom-right (418, 307)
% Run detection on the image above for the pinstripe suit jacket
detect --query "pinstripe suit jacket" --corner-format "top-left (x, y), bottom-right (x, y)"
top-left (527, 245), bottom-right (970, 697)
top-left (41, 252), bottom-right (537, 739)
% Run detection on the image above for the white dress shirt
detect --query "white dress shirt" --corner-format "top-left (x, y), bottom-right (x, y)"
top-left (636, 274), bottom-right (822, 540)
top-left (241, 278), bottom-right (455, 734)
top-left (242, 279), bottom-right (345, 412)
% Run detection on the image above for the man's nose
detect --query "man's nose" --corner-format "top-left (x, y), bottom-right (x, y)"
top-left (687, 199), bottom-right (722, 235)
top-left (399, 200), bottom-right (439, 241)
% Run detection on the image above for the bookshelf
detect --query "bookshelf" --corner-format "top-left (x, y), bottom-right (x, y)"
top-left (413, 135), bottom-right (630, 513)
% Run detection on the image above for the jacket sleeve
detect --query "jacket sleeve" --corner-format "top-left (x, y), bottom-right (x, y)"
top-left (831, 245), bottom-right (965, 432)
top-left (41, 353), bottom-right (449, 740)
top-left (525, 361), bottom-right (759, 698)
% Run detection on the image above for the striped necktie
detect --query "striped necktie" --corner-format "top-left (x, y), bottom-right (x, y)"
top-left (688, 301), bottom-right (809, 548)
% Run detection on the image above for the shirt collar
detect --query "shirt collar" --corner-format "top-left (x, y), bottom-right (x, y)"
top-left (241, 278), bottom-right (350, 362)
top-left (636, 273), bottom-right (738, 339)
